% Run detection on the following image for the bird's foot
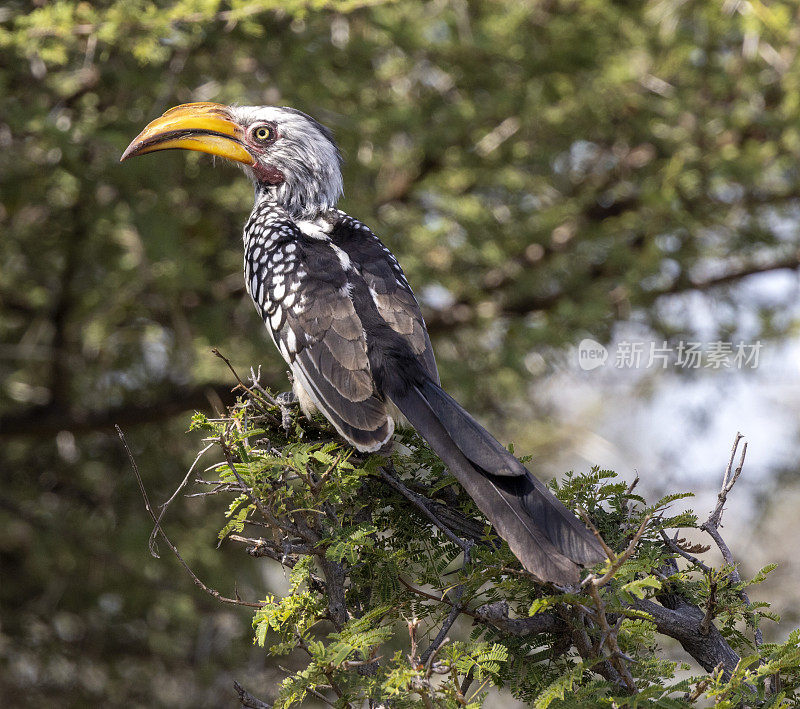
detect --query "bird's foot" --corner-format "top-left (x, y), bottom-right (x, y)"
top-left (277, 390), bottom-right (298, 433)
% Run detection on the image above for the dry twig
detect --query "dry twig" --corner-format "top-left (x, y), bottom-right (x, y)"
top-left (148, 442), bottom-right (215, 556)
top-left (116, 426), bottom-right (262, 609)
top-left (699, 433), bottom-right (763, 647)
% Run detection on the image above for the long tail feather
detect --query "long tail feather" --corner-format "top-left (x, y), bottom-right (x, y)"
top-left (389, 382), bottom-right (605, 583)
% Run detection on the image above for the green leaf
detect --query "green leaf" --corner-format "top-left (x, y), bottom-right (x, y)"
top-left (621, 576), bottom-right (662, 600)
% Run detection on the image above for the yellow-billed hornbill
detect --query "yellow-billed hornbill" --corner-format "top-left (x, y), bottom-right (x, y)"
top-left (121, 103), bottom-right (604, 583)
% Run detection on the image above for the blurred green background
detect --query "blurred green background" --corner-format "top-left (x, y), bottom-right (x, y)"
top-left (3, 0), bottom-right (800, 705)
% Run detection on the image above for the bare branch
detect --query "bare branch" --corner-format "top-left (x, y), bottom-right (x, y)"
top-left (248, 365), bottom-right (281, 406)
top-left (225, 534), bottom-right (320, 579)
top-left (116, 426), bottom-right (262, 609)
top-left (577, 507), bottom-right (616, 562)
top-left (660, 531), bottom-right (713, 574)
top-left (699, 433), bottom-right (763, 647)
top-left (149, 442), bottom-right (215, 556)
top-left (212, 347), bottom-right (279, 413)
top-left (704, 432), bottom-right (747, 531)
top-left (233, 680), bottom-right (271, 709)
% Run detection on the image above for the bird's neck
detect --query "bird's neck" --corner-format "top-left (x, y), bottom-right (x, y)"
top-left (253, 179), bottom-right (337, 223)
top-left (246, 189), bottom-right (339, 247)
top-left (251, 185), bottom-right (287, 216)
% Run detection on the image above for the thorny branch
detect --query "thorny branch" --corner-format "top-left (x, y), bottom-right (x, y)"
top-left (585, 580), bottom-right (637, 692)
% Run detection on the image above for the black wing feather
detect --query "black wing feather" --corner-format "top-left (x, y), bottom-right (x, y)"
top-left (331, 216), bottom-right (439, 384)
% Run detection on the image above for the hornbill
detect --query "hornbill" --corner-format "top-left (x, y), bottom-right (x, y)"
top-left (121, 102), bottom-right (605, 583)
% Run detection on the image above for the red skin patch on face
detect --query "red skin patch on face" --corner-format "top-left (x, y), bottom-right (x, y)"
top-left (244, 129), bottom-right (284, 185)
top-left (253, 162), bottom-right (284, 185)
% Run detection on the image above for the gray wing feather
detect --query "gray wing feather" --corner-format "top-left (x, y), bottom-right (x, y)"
top-left (284, 286), bottom-right (393, 450)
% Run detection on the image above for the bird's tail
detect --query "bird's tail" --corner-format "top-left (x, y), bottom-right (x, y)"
top-left (388, 379), bottom-right (606, 583)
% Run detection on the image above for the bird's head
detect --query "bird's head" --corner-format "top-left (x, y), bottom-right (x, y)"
top-left (121, 103), bottom-right (343, 220)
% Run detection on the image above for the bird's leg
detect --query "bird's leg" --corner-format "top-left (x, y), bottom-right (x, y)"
top-left (276, 370), bottom-right (300, 433)
top-left (277, 390), bottom-right (298, 433)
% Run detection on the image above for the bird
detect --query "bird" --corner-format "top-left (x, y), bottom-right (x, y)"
top-left (121, 102), bottom-right (605, 583)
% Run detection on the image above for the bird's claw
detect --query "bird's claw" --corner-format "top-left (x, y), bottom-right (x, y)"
top-left (277, 391), bottom-right (298, 433)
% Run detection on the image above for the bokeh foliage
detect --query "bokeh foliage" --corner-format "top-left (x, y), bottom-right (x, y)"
top-left (3, 0), bottom-right (800, 705)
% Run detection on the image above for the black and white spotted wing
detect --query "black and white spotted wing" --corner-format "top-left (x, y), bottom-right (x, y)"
top-left (330, 214), bottom-right (439, 385)
top-left (244, 213), bottom-right (393, 451)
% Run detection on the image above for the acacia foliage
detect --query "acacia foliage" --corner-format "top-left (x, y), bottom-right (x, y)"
top-left (189, 389), bottom-right (800, 707)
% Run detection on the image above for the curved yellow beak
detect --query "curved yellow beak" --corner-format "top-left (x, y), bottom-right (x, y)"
top-left (120, 102), bottom-right (255, 165)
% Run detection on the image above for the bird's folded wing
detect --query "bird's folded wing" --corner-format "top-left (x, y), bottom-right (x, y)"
top-left (267, 240), bottom-right (393, 452)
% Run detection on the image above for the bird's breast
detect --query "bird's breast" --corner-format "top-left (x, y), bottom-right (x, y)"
top-left (244, 231), bottom-right (306, 339)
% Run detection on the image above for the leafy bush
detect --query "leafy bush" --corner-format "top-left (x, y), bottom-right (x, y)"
top-left (129, 380), bottom-right (800, 707)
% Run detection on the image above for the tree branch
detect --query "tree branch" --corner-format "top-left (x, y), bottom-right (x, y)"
top-left (379, 464), bottom-right (471, 552)
top-left (632, 597), bottom-right (740, 678)
top-left (699, 433), bottom-right (763, 648)
top-left (398, 577), bottom-right (564, 637)
top-left (419, 544), bottom-right (473, 667)
top-left (424, 250), bottom-right (800, 334)
top-left (233, 680), bottom-right (271, 709)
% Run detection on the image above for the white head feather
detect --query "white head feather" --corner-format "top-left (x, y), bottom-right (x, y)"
top-left (231, 106), bottom-right (343, 220)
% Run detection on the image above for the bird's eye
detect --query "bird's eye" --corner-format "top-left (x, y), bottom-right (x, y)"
top-left (252, 125), bottom-right (276, 144)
